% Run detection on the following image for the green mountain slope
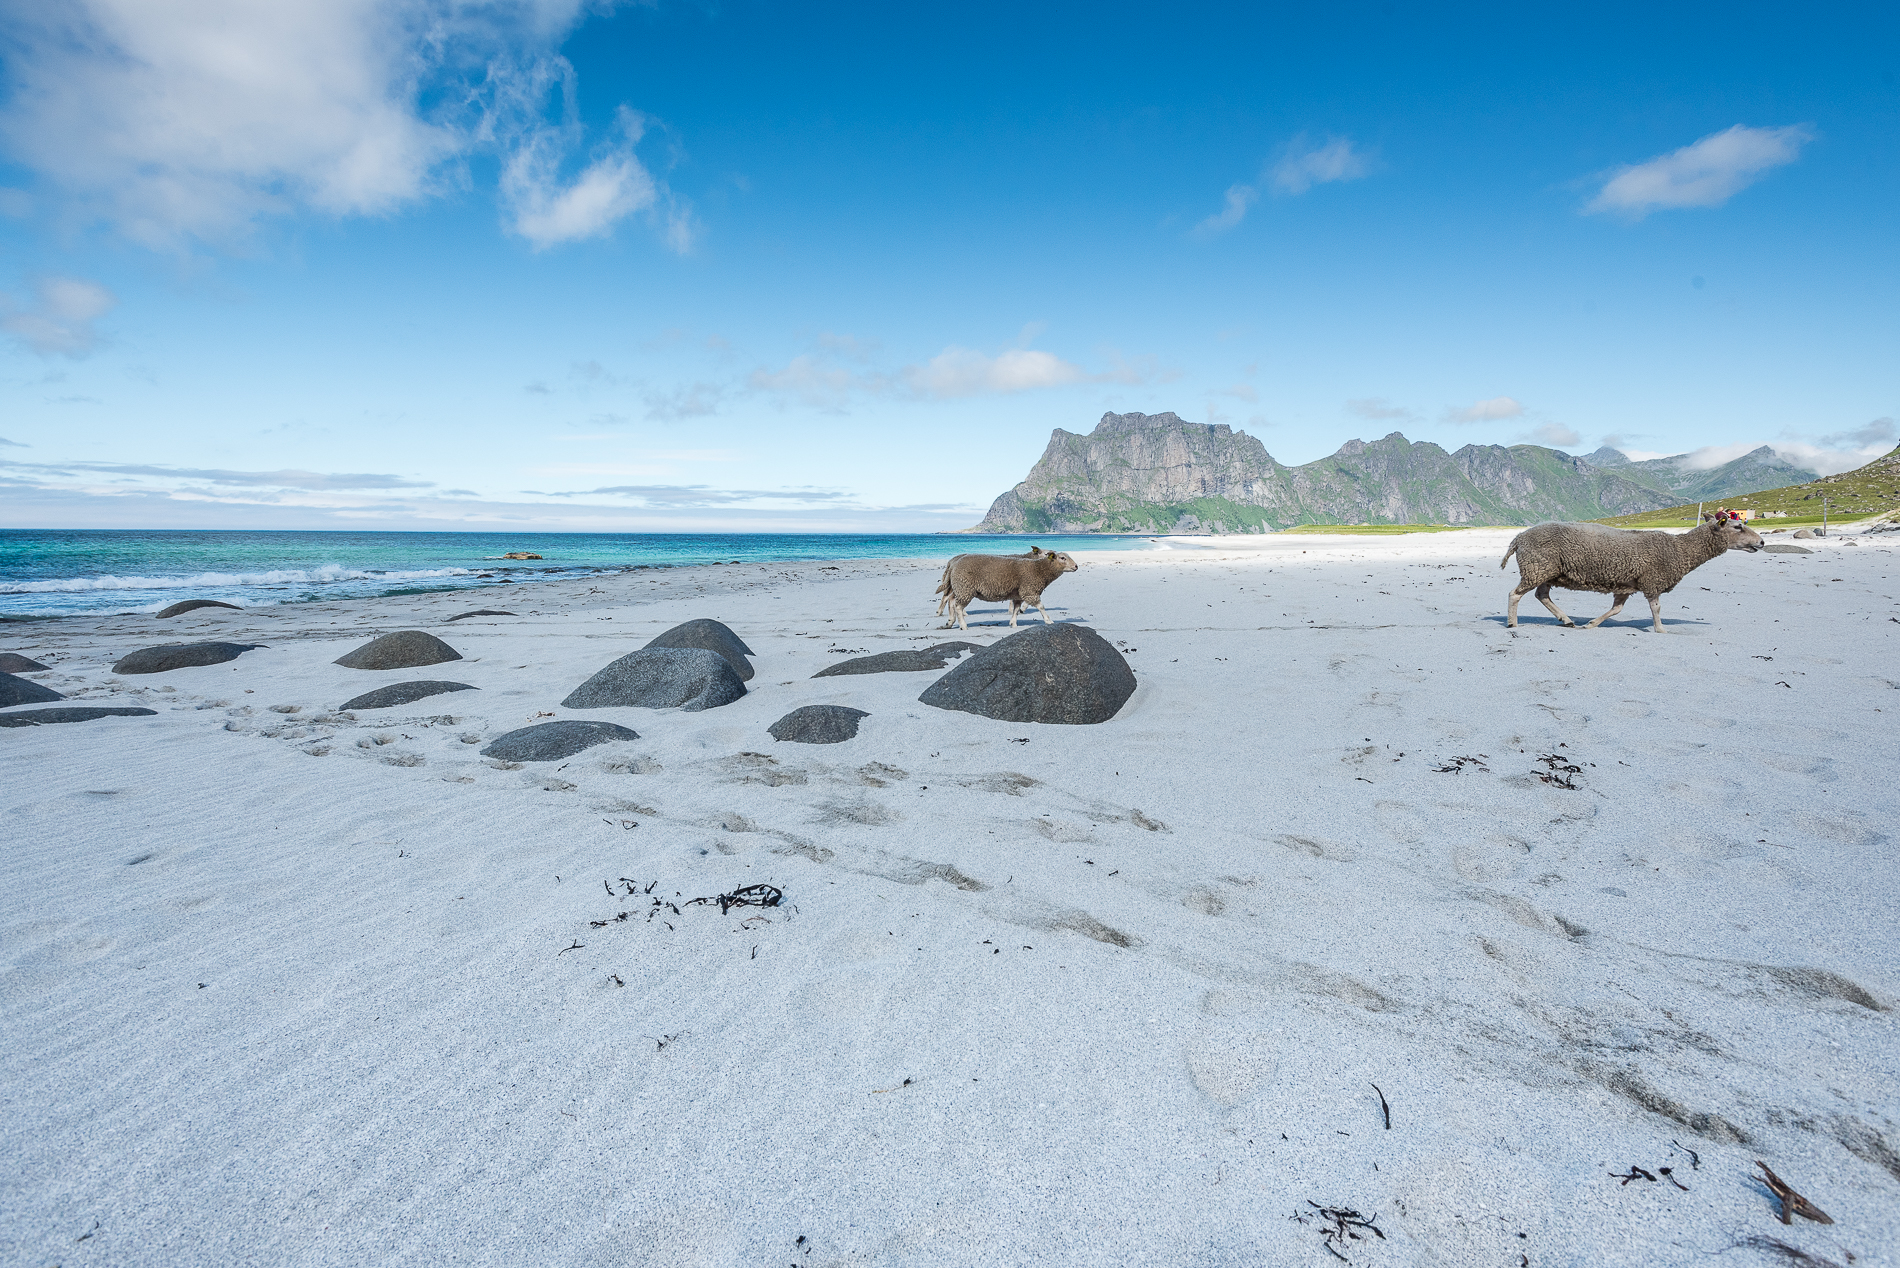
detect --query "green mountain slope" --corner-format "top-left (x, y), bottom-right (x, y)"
top-left (970, 412), bottom-right (1807, 533)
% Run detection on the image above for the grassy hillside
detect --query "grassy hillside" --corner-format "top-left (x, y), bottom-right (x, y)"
top-left (1280, 523), bottom-right (1475, 535)
top-left (1594, 445), bottom-right (1900, 528)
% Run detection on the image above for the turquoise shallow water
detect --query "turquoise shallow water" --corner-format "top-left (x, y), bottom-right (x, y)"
top-left (0, 529), bottom-right (1150, 619)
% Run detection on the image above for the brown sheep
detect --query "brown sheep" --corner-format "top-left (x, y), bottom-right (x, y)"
top-left (933, 546), bottom-right (1038, 617)
top-left (937, 547), bottom-right (1079, 630)
top-left (1501, 516), bottom-right (1763, 632)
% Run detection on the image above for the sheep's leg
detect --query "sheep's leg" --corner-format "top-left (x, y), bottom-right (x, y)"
top-left (1583, 593), bottom-right (1632, 629)
top-left (1507, 584), bottom-right (1528, 627)
top-left (1534, 584), bottom-right (1576, 627)
top-left (1646, 593), bottom-right (1664, 633)
top-left (1007, 599), bottom-right (1021, 628)
top-left (1038, 597), bottom-right (1053, 625)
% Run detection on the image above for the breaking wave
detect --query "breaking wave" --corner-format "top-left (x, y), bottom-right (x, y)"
top-left (0, 565), bottom-right (472, 595)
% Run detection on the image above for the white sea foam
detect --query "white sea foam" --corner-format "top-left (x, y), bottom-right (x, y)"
top-left (0, 565), bottom-right (471, 594)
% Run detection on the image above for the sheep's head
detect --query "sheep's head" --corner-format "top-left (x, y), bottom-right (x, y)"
top-left (1049, 551), bottom-right (1079, 573)
top-left (1711, 517), bottom-right (1764, 552)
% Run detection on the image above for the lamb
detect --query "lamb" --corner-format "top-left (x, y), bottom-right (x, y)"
top-left (936, 547), bottom-right (1079, 630)
top-left (1500, 514), bottom-right (1763, 632)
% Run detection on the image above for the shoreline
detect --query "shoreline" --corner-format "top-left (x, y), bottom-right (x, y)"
top-left (4, 533), bottom-right (1896, 1266)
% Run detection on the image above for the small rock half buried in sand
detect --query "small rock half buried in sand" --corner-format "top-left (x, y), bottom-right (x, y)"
top-left (0, 706), bottom-right (158, 728)
top-left (768, 704), bottom-right (869, 744)
top-left (1763, 544), bottom-right (1813, 554)
top-left (919, 624), bottom-right (1135, 725)
top-left (154, 599), bottom-right (241, 619)
top-left (480, 719), bottom-right (639, 762)
top-left (813, 641), bottom-right (983, 678)
top-left (444, 609), bottom-right (516, 622)
top-left (339, 680), bottom-right (479, 711)
top-left (0, 672), bottom-right (65, 707)
top-left (334, 630), bottom-right (462, 670)
top-left (113, 641), bottom-right (266, 675)
top-left (643, 618), bottom-right (755, 681)
top-left (562, 647), bottom-right (747, 712)
top-left (0, 653), bottom-right (50, 673)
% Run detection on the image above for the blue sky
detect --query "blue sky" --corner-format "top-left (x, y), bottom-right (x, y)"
top-left (2, 0), bottom-right (1895, 532)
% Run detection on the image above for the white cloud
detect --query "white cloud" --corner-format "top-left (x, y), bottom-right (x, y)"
top-left (1586, 124), bottom-right (1813, 218)
top-left (1527, 422), bottom-right (1582, 448)
top-left (1, 276), bottom-right (117, 356)
top-left (901, 347), bottom-right (1086, 399)
top-left (747, 355), bottom-right (857, 409)
top-left (0, 436), bottom-right (28, 448)
top-left (1346, 397), bottom-right (1413, 421)
top-left (0, 1), bottom-right (689, 252)
top-left (1193, 135), bottom-right (1370, 237)
top-left (1445, 396), bottom-right (1525, 423)
top-left (1193, 183), bottom-right (1258, 237)
top-left (1271, 136), bottom-right (1371, 196)
top-left (1770, 416), bottom-right (1897, 476)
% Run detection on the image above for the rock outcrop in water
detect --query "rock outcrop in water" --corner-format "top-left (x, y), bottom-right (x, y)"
top-left (969, 411), bottom-right (1813, 533)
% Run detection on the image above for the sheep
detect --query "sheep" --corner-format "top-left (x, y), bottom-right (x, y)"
top-left (1500, 514), bottom-right (1763, 632)
top-left (933, 546), bottom-right (1040, 618)
top-left (937, 547), bottom-right (1079, 630)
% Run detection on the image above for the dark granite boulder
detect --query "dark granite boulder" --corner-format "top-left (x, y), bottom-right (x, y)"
top-left (339, 680), bottom-right (478, 712)
top-left (813, 641), bottom-right (983, 678)
top-left (334, 630), bottom-right (461, 670)
top-left (643, 619), bottom-right (755, 681)
top-left (918, 624), bottom-right (1135, 725)
top-left (0, 653), bottom-right (50, 673)
top-left (768, 704), bottom-right (868, 744)
top-left (113, 641), bottom-right (265, 675)
top-left (154, 599), bottom-right (241, 619)
top-left (445, 609), bottom-right (516, 622)
top-left (562, 647), bottom-right (746, 712)
top-left (480, 719), bottom-right (639, 762)
top-left (0, 672), bottom-right (64, 707)
top-left (0, 707), bottom-right (158, 728)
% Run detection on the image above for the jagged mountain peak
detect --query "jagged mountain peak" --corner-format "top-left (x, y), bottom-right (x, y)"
top-left (969, 410), bottom-right (1813, 533)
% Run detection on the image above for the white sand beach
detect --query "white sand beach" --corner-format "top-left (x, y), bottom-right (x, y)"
top-left (3, 530), bottom-right (1896, 1268)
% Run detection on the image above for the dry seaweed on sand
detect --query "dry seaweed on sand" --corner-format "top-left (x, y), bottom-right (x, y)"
top-left (1292, 1202), bottom-right (1385, 1261)
top-left (685, 883), bottom-right (784, 915)
top-left (1755, 1161), bottom-right (1833, 1226)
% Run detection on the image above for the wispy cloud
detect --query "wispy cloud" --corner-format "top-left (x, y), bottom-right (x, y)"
top-left (1526, 421), bottom-right (1582, 448)
top-left (1271, 136), bottom-right (1371, 196)
top-left (1195, 135), bottom-right (1372, 237)
top-left (0, 2), bottom-right (693, 253)
top-left (1346, 397), bottom-right (1414, 421)
top-left (0, 457), bottom-right (430, 491)
top-left (1769, 416), bottom-right (1897, 476)
top-left (0, 436), bottom-right (28, 448)
top-left (900, 347), bottom-right (1086, 399)
top-left (1, 276), bottom-right (116, 357)
top-left (1586, 124), bottom-right (1813, 218)
top-left (642, 381), bottom-right (725, 420)
top-left (1444, 396), bottom-right (1525, 423)
top-left (537, 484), bottom-right (855, 507)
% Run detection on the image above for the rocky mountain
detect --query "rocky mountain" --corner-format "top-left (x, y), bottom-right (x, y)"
top-left (1579, 445), bottom-right (1816, 503)
top-left (968, 411), bottom-right (1812, 533)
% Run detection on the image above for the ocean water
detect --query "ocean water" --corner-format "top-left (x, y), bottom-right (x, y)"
top-left (0, 529), bottom-right (1150, 620)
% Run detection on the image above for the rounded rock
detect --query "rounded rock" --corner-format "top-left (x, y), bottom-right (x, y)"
top-left (334, 631), bottom-right (462, 671)
top-left (112, 641), bottom-right (265, 675)
top-left (562, 647), bottom-right (746, 712)
top-left (918, 624), bottom-right (1134, 725)
top-left (643, 619), bottom-right (755, 681)
top-left (339, 681), bottom-right (479, 712)
top-left (0, 672), bottom-right (64, 707)
top-left (154, 599), bottom-right (241, 619)
top-left (480, 719), bottom-right (639, 762)
top-left (0, 653), bottom-right (50, 673)
top-left (0, 707), bottom-right (158, 728)
top-left (768, 704), bottom-right (869, 744)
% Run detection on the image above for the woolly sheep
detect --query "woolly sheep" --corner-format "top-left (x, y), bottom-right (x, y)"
top-left (933, 547), bottom-right (1037, 618)
top-left (936, 547), bottom-right (1079, 630)
top-left (1501, 517), bottom-right (1763, 632)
